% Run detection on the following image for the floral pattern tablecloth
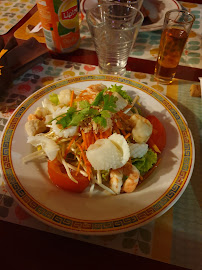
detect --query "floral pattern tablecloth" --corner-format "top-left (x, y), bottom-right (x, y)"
top-left (0, 0), bottom-right (36, 35)
top-left (13, 1), bottom-right (202, 69)
top-left (0, 58), bottom-right (202, 270)
top-left (79, 1), bottom-right (202, 69)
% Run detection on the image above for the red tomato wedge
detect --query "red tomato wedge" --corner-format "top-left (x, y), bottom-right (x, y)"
top-left (48, 159), bottom-right (89, 193)
top-left (146, 115), bottom-right (166, 152)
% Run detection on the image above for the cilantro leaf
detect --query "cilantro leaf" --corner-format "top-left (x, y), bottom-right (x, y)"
top-left (108, 84), bottom-right (132, 103)
top-left (88, 108), bottom-right (100, 116)
top-left (91, 90), bottom-right (104, 106)
top-left (55, 107), bottom-right (76, 128)
top-left (58, 107), bottom-right (100, 127)
top-left (67, 107), bottom-right (91, 126)
top-left (56, 116), bottom-right (71, 128)
top-left (79, 100), bottom-right (90, 109)
top-left (68, 111), bottom-right (86, 126)
top-left (93, 116), bottom-right (107, 128)
top-left (50, 84), bottom-right (131, 130)
top-left (49, 93), bottom-right (59, 105)
top-left (100, 110), bottom-right (111, 118)
top-left (103, 94), bottom-right (117, 112)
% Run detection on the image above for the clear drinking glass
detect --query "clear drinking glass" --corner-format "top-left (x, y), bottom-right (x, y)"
top-left (86, 3), bottom-right (143, 75)
top-left (154, 9), bottom-right (195, 84)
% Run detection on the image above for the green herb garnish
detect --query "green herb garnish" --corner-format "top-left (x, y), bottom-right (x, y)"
top-left (108, 84), bottom-right (132, 103)
top-left (103, 94), bottom-right (117, 112)
top-left (49, 85), bottom-right (124, 129)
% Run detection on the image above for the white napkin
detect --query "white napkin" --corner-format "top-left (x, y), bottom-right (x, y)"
top-left (29, 22), bottom-right (42, 33)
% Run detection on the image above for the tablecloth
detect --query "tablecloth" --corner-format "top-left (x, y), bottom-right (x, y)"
top-left (14, 2), bottom-right (202, 69)
top-left (0, 58), bottom-right (201, 270)
top-left (79, 1), bottom-right (202, 68)
top-left (0, 0), bottom-right (36, 35)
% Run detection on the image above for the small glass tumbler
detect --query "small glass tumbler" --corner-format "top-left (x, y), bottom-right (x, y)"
top-left (86, 3), bottom-right (143, 75)
top-left (154, 9), bottom-right (195, 84)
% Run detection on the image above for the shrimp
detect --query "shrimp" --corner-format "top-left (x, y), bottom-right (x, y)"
top-left (34, 107), bottom-right (50, 120)
top-left (27, 114), bottom-right (37, 121)
top-left (86, 83), bottom-right (106, 94)
top-left (77, 84), bottom-right (106, 103)
top-left (109, 162), bottom-right (140, 194)
top-left (122, 163), bottom-right (140, 193)
top-left (130, 114), bottom-right (152, 143)
top-left (25, 119), bottom-right (48, 136)
top-left (109, 169), bottom-right (123, 194)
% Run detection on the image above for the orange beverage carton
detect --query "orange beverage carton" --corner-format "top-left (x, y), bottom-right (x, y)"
top-left (36, 0), bottom-right (80, 53)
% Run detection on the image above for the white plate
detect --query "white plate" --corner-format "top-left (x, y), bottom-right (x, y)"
top-left (0, 75), bottom-right (194, 235)
top-left (141, 0), bottom-right (181, 32)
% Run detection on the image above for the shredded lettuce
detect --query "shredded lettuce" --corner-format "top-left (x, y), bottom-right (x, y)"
top-left (132, 149), bottom-right (157, 175)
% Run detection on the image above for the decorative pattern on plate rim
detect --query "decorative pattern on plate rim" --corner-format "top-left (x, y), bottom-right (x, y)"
top-left (0, 75), bottom-right (194, 234)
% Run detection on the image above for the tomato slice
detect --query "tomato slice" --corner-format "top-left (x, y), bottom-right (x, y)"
top-left (48, 159), bottom-right (89, 193)
top-left (146, 115), bottom-right (166, 152)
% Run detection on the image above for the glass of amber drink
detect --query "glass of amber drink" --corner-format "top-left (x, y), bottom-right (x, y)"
top-left (154, 9), bottom-right (195, 84)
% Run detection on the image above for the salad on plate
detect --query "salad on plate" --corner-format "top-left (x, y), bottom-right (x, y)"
top-left (23, 83), bottom-right (166, 195)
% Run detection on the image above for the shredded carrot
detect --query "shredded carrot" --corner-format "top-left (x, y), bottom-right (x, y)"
top-left (117, 111), bottom-right (130, 120)
top-left (120, 128), bottom-right (127, 136)
top-left (76, 143), bottom-right (87, 164)
top-left (84, 131), bottom-right (95, 148)
top-left (76, 143), bottom-right (91, 179)
top-left (81, 141), bottom-right (85, 148)
top-left (64, 136), bottom-right (76, 156)
top-left (85, 132), bottom-right (90, 148)
top-left (115, 128), bottom-right (121, 134)
top-left (86, 132), bottom-right (90, 147)
top-left (76, 153), bottom-right (82, 176)
top-left (116, 120), bottom-right (123, 129)
top-left (88, 131), bottom-right (95, 146)
top-left (94, 132), bottom-right (98, 141)
top-left (107, 128), bottom-right (112, 137)
top-left (123, 104), bottom-right (132, 111)
top-left (81, 130), bottom-right (88, 150)
top-left (69, 90), bottom-right (74, 107)
top-left (79, 90), bottom-right (88, 95)
top-left (102, 128), bottom-right (112, 138)
top-left (74, 95), bottom-right (92, 102)
top-left (149, 138), bottom-right (161, 153)
top-left (102, 131), bottom-right (107, 138)
top-left (124, 133), bottom-right (131, 140)
top-left (113, 123), bottom-right (121, 134)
